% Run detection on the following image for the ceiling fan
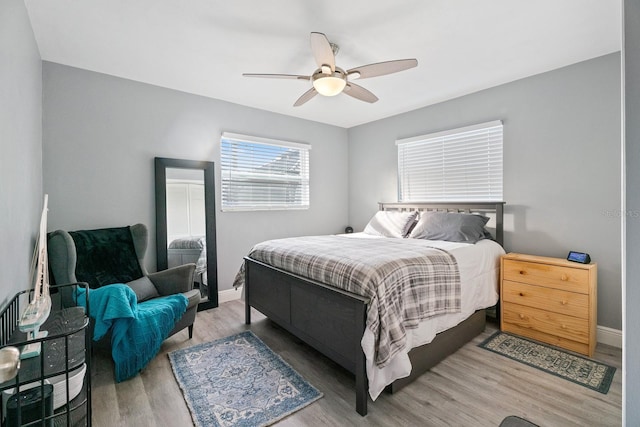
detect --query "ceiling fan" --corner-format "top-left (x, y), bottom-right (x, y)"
top-left (243, 32), bottom-right (418, 107)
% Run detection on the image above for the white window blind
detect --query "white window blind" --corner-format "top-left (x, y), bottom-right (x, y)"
top-left (396, 121), bottom-right (503, 202)
top-left (220, 132), bottom-right (311, 211)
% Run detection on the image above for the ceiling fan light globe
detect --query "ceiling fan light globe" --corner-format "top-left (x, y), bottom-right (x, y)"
top-left (313, 76), bottom-right (346, 96)
top-left (312, 67), bottom-right (347, 97)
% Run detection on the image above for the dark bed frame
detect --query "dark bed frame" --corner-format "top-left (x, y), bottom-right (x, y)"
top-left (244, 201), bottom-right (505, 416)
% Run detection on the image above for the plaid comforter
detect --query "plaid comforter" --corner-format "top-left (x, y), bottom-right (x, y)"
top-left (235, 235), bottom-right (461, 367)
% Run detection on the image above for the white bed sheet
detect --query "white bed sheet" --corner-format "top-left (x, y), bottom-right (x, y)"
top-left (342, 233), bottom-right (504, 400)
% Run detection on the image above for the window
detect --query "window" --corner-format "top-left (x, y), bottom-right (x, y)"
top-left (220, 132), bottom-right (311, 211)
top-left (396, 121), bottom-right (503, 202)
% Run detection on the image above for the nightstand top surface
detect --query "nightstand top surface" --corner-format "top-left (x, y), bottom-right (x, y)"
top-left (502, 252), bottom-right (597, 270)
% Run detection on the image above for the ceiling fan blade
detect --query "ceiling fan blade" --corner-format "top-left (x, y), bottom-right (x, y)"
top-left (310, 32), bottom-right (335, 72)
top-left (293, 87), bottom-right (318, 107)
top-left (347, 59), bottom-right (418, 80)
top-left (343, 82), bottom-right (379, 103)
top-left (243, 73), bottom-right (310, 80)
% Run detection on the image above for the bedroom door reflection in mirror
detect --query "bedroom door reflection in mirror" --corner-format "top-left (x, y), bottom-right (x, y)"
top-left (155, 158), bottom-right (218, 310)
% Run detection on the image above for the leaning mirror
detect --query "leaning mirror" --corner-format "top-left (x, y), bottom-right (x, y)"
top-left (155, 157), bottom-right (218, 310)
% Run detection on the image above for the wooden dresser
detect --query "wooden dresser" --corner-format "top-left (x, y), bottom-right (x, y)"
top-left (500, 253), bottom-right (597, 356)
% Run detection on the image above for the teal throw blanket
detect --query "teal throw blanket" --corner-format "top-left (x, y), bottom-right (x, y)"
top-left (76, 284), bottom-right (188, 382)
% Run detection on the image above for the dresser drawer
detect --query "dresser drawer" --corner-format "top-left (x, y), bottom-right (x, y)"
top-left (502, 259), bottom-right (589, 293)
top-left (502, 280), bottom-right (589, 319)
top-left (502, 302), bottom-right (589, 344)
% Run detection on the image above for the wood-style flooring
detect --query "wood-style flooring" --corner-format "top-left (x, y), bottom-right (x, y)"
top-left (91, 300), bottom-right (622, 426)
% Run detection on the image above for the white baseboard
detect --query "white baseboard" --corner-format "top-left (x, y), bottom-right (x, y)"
top-left (218, 287), bottom-right (242, 304)
top-left (597, 325), bottom-right (622, 348)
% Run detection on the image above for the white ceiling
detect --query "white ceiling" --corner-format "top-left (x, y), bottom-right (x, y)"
top-left (24, 0), bottom-right (621, 128)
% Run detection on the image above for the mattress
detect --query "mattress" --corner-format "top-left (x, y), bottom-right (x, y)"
top-left (343, 234), bottom-right (504, 399)
top-left (168, 236), bottom-right (205, 249)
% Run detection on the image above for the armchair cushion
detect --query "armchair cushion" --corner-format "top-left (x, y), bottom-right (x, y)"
top-left (126, 276), bottom-right (160, 303)
top-left (69, 227), bottom-right (143, 288)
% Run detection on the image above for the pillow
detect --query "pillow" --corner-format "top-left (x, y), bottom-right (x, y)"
top-left (363, 211), bottom-right (418, 238)
top-left (408, 212), bottom-right (490, 243)
top-left (127, 276), bottom-right (159, 303)
top-left (69, 226), bottom-right (144, 288)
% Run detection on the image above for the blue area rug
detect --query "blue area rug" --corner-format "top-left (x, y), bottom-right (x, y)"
top-left (168, 331), bottom-right (323, 427)
top-left (479, 332), bottom-right (616, 394)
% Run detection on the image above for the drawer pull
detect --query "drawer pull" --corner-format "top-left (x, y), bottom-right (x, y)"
top-left (561, 274), bottom-right (568, 281)
top-left (519, 292), bottom-right (524, 297)
top-left (519, 270), bottom-right (526, 275)
top-left (561, 300), bottom-right (568, 305)
top-left (519, 314), bottom-right (525, 319)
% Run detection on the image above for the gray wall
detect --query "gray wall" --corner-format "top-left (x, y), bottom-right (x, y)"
top-left (42, 63), bottom-right (349, 292)
top-left (0, 0), bottom-right (43, 305)
top-left (624, 0), bottom-right (639, 424)
top-left (348, 53), bottom-right (622, 330)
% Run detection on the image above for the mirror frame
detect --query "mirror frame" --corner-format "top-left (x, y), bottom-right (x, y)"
top-left (154, 157), bottom-right (218, 311)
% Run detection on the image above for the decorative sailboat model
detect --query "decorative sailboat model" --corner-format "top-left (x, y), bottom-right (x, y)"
top-left (18, 194), bottom-right (52, 358)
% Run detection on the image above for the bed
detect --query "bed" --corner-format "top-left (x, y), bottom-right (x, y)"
top-left (168, 236), bottom-right (208, 295)
top-left (240, 201), bottom-right (505, 416)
